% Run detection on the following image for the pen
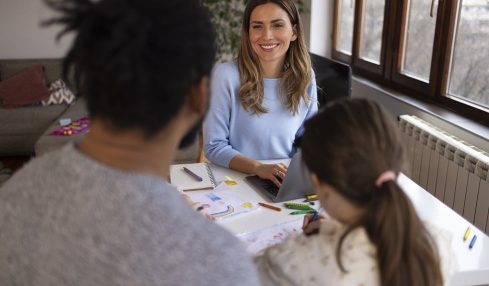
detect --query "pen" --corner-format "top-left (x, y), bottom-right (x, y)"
top-left (182, 167), bottom-right (203, 182)
top-left (310, 211), bottom-right (319, 222)
top-left (258, 202), bottom-right (281, 212)
top-left (463, 227), bottom-right (471, 241)
top-left (469, 235), bottom-right (477, 249)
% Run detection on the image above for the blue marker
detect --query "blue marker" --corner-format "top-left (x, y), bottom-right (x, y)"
top-left (469, 235), bottom-right (477, 250)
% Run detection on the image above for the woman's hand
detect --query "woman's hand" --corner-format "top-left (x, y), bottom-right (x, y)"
top-left (255, 163), bottom-right (288, 187)
top-left (302, 212), bottom-right (325, 235)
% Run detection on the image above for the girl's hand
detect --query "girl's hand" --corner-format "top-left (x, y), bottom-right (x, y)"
top-left (255, 163), bottom-right (288, 187)
top-left (180, 190), bottom-right (215, 220)
top-left (302, 212), bottom-right (324, 235)
top-left (193, 202), bottom-right (215, 221)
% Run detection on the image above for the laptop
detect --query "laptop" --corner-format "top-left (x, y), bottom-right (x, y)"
top-left (245, 151), bottom-right (315, 202)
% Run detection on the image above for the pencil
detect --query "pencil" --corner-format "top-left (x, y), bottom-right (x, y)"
top-left (258, 202), bottom-right (281, 212)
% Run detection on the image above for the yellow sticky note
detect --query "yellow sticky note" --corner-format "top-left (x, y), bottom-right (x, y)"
top-left (242, 202), bottom-right (252, 208)
top-left (225, 176), bottom-right (237, 186)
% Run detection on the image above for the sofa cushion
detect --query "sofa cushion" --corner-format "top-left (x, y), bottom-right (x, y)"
top-left (0, 104), bottom-right (68, 155)
top-left (0, 59), bottom-right (63, 85)
top-left (42, 79), bottom-right (76, 106)
top-left (0, 65), bottom-right (51, 108)
top-left (0, 104), bottom-right (68, 135)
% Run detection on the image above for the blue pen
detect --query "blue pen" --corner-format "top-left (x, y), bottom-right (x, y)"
top-left (183, 167), bottom-right (203, 182)
top-left (469, 235), bottom-right (477, 249)
top-left (310, 211), bottom-right (319, 222)
top-left (303, 211), bottom-right (320, 236)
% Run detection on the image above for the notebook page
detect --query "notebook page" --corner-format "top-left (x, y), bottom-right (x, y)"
top-left (170, 163), bottom-right (216, 191)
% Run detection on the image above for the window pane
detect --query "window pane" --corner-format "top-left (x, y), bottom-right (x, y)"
top-left (359, 0), bottom-right (385, 64)
top-left (447, 0), bottom-right (489, 108)
top-left (400, 0), bottom-right (438, 81)
top-left (336, 0), bottom-right (356, 55)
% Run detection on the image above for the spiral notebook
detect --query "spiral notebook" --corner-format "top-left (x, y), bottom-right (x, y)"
top-left (170, 163), bottom-right (216, 191)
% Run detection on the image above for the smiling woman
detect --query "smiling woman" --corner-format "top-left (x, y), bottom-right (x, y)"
top-left (248, 3), bottom-right (298, 77)
top-left (203, 0), bottom-right (317, 188)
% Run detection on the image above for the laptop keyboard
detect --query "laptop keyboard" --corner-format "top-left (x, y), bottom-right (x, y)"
top-left (263, 183), bottom-right (279, 197)
top-left (246, 175), bottom-right (281, 198)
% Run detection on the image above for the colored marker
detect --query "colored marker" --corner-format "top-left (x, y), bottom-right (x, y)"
top-left (469, 235), bottom-right (477, 249)
top-left (258, 202), bottom-right (281, 212)
top-left (284, 202), bottom-right (315, 211)
top-left (305, 194), bottom-right (319, 202)
top-left (463, 227), bottom-right (471, 241)
top-left (182, 167), bottom-right (203, 182)
top-left (290, 210), bottom-right (316, 215)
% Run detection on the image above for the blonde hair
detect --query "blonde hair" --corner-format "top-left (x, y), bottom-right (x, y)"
top-left (237, 0), bottom-right (312, 115)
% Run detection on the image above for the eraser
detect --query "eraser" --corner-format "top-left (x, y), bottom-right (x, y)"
top-left (59, 118), bottom-right (72, 126)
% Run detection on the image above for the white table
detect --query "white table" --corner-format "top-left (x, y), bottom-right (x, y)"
top-left (185, 162), bottom-right (489, 286)
top-left (206, 161), bottom-right (307, 234)
top-left (398, 175), bottom-right (489, 286)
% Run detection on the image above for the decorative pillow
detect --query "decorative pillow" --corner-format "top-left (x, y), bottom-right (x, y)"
top-left (41, 79), bottom-right (76, 106)
top-left (0, 64), bottom-right (51, 108)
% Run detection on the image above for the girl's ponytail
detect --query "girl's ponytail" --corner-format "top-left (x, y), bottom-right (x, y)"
top-left (365, 181), bottom-right (443, 286)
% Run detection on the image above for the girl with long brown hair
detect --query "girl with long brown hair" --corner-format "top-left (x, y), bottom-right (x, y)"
top-left (255, 99), bottom-right (448, 286)
top-left (203, 0), bottom-right (317, 187)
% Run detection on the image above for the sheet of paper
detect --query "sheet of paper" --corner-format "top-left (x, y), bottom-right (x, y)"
top-left (237, 218), bottom-right (303, 255)
top-left (188, 183), bottom-right (257, 220)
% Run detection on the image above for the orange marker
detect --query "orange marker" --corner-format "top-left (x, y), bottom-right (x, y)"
top-left (258, 202), bottom-right (281, 212)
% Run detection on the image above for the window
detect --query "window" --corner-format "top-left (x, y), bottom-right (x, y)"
top-left (446, 0), bottom-right (489, 108)
top-left (333, 0), bottom-right (489, 123)
top-left (399, 0), bottom-right (438, 81)
top-left (358, 0), bottom-right (385, 64)
top-left (334, 0), bottom-right (356, 58)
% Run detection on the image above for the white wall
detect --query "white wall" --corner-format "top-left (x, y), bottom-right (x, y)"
top-left (0, 0), bottom-right (72, 59)
top-left (309, 0), bottom-right (333, 57)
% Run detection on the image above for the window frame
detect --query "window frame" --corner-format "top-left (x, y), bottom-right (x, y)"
top-left (332, 0), bottom-right (489, 125)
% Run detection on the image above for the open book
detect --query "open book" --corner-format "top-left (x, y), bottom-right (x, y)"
top-left (170, 163), bottom-right (216, 191)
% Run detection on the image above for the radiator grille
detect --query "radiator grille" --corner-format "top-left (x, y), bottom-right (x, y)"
top-left (399, 115), bottom-right (489, 235)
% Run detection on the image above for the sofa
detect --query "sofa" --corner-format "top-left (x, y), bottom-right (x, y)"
top-left (0, 59), bottom-right (200, 163)
top-left (0, 59), bottom-right (71, 155)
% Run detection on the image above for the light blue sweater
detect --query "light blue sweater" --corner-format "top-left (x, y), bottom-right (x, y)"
top-left (203, 61), bottom-right (318, 167)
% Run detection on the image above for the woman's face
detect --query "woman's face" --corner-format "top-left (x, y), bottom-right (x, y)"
top-left (248, 3), bottom-right (297, 69)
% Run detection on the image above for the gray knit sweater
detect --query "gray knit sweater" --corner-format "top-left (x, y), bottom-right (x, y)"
top-left (0, 143), bottom-right (259, 286)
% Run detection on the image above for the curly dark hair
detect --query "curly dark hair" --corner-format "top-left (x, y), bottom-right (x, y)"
top-left (44, 0), bottom-right (215, 138)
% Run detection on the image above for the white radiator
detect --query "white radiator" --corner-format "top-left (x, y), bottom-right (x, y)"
top-left (399, 115), bottom-right (489, 236)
